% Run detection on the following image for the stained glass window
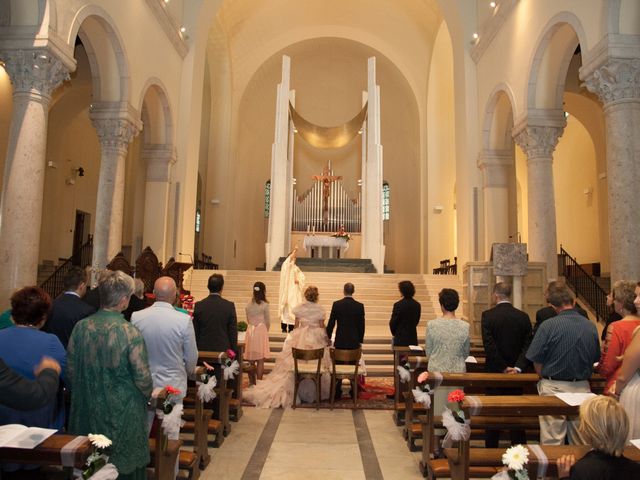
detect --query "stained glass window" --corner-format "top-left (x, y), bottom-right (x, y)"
top-left (382, 182), bottom-right (390, 220)
top-left (264, 180), bottom-right (271, 218)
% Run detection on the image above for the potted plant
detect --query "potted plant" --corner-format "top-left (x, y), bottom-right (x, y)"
top-left (237, 321), bottom-right (248, 342)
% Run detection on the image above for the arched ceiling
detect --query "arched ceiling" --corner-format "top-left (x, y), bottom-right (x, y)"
top-left (207, 0), bottom-right (444, 106)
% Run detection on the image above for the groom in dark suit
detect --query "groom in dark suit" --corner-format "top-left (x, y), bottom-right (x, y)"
top-left (327, 283), bottom-right (365, 350)
top-left (327, 283), bottom-right (365, 400)
top-left (193, 273), bottom-right (238, 354)
top-left (481, 281), bottom-right (532, 447)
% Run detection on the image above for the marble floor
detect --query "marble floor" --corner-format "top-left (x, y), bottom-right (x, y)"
top-left (198, 407), bottom-right (425, 480)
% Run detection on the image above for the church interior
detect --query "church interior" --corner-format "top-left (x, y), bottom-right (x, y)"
top-left (1, 0), bottom-right (639, 478)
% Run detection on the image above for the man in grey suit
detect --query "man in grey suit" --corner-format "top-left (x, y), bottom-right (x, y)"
top-left (132, 276), bottom-right (198, 476)
top-left (193, 273), bottom-right (238, 354)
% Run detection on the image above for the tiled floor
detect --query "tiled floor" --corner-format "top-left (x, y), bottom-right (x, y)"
top-left (198, 407), bottom-right (424, 479)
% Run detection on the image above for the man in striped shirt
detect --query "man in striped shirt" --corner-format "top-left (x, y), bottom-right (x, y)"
top-left (526, 284), bottom-right (600, 445)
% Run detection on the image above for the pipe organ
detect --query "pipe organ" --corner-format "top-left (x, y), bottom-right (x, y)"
top-left (292, 169), bottom-right (361, 233)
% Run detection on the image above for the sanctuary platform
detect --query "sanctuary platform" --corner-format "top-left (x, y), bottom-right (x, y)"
top-left (272, 257), bottom-right (376, 273)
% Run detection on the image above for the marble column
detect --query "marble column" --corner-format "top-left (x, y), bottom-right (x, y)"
top-left (0, 48), bottom-right (70, 304)
top-left (514, 122), bottom-right (565, 281)
top-left (478, 149), bottom-right (512, 259)
top-left (142, 144), bottom-right (176, 262)
top-left (582, 57), bottom-right (640, 282)
top-left (90, 104), bottom-right (141, 269)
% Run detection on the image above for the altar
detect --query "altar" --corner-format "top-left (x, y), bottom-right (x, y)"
top-left (303, 235), bottom-right (349, 259)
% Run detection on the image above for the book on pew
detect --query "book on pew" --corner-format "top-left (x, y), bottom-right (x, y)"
top-left (554, 392), bottom-right (596, 406)
top-left (0, 424), bottom-right (57, 449)
top-left (631, 439), bottom-right (640, 449)
top-left (409, 345), bottom-right (422, 351)
top-left (465, 356), bottom-right (477, 363)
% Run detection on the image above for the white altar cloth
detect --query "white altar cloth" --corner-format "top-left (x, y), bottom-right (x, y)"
top-left (303, 235), bottom-right (349, 254)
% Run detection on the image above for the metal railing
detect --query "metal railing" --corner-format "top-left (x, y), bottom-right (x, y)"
top-left (40, 236), bottom-right (93, 299)
top-left (558, 245), bottom-right (608, 323)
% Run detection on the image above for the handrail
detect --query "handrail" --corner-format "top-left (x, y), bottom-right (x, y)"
top-left (40, 236), bottom-right (93, 299)
top-left (558, 245), bottom-right (608, 324)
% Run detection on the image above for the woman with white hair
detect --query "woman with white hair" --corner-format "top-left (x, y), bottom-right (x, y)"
top-left (67, 270), bottom-right (153, 480)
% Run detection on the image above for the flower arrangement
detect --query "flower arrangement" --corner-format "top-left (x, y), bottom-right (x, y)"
top-left (162, 386), bottom-right (182, 414)
top-left (222, 349), bottom-right (240, 381)
top-left (497, 445), bottom-right (530, 480)
top-left (448, 389), bottom-right (466, 423)
top-left (331, 232), bottom-right (351, 241)
top-left (237, 321), bottom-right (248, 332)
top-left (82, 434), bottom-right (113, 479)
top-left (441, 389), bottom-right (471, 447)
top-left (179, 293), bottom-right (195, 315)
top-left (411, 371), bottom-right (432, 408)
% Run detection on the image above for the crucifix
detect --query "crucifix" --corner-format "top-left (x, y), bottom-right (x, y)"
top-left (312, 162), bottom-right (342, 225)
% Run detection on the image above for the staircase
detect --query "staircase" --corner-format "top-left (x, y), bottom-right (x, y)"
top-left (37, 261), bottom-right (57, 286)
top-left (187, 270), bottom-right (462, 376)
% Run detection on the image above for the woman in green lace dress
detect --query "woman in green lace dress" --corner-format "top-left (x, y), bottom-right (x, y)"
top-left (67, 270), bottom-right (153, 480)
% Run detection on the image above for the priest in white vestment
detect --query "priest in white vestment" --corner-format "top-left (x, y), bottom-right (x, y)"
top-left (278, 246), bottom-right (305, 333)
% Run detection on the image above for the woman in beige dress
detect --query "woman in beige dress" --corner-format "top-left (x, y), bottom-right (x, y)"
top-left (244, 282), bottom-right (270, 380)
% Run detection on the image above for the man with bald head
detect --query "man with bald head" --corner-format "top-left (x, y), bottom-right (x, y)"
top-left (132, 277), bottom-right (198, 450)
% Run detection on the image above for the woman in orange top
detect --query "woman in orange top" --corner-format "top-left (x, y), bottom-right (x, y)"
top-left (598, 281), bottom-right (640, 393)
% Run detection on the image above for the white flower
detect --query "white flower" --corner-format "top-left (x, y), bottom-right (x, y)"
top-left (502, 444), bottom-right (529, 471)
top-left (412, 387), bottom-right (431, 408)
top-left (397, 365), bottom-right (411, 383)
top-left (88, 434), bottom-right (112, 449)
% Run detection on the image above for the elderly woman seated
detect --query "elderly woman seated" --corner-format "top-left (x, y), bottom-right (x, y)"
top-left (557, 395), bottom-right (640, 479)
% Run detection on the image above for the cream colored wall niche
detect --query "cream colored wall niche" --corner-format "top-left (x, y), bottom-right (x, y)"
top-left (204, 37), bottom-right (421, 273)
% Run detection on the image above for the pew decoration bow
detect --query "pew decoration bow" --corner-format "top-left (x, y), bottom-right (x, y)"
top-left (197, 368), bottom-right (218, 403)
top-left (491, 445), bottom-right (530, 480)
top-left (441, 389), bottom-right (471, 447)
top-left (79, 434), bottom-right (117, 479)
top-left (411, 371), bottom-right (432, 408)
top-left (397, 360), bottom-right (412, 383)
top-left (158, 386), bottom-right (184, 439)
top-left (221, 349), bottom-right (240, 381)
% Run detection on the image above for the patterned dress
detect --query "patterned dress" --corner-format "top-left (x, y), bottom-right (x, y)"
top-left (245, 300), bottom-right (271, 360)
top-left (67, 310), bottom-right (153, 479)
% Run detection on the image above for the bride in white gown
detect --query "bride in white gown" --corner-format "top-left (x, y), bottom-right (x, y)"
top-left (244, 285), bottom-right (332, 408)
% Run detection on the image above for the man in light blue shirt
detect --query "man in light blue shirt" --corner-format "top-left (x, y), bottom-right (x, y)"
top-left (132, 275), bottom-right (198, 474)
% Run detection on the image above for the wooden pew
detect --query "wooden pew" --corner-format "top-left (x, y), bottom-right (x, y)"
top-left (415, 373), bottom-right (540, 477)
top-left (443, 445), bottom-right (640, 480)
top-left (0, 434), bottom-right (94, 478)
top-left (393, 346), bottom-right (487, 426)
top-left (446, 395), bottom-right (582, 480)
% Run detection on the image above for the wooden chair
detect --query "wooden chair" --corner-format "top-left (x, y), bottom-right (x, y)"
top-left (292, 347), bottom-right (325, 409)
top-left (329, 347), bottom-right (362, 408)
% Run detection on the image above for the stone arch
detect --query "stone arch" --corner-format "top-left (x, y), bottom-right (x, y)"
top-left (526, 12), bottom-right (587, 111)
top-left (139, 79), bottom-right (174, 146)
top-left (67, 5), bottom-right (130, 102)
top-left (482, 84), bottom-right (517, 151)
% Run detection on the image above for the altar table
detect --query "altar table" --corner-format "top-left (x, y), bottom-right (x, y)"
top-left (303, 235), bottom-right (349, 258)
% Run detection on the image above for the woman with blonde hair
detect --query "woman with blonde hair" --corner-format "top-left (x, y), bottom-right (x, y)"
top-left (244, 285), bottom-right (331, 408)
top-left (244, 282), bottom-right (270, 380)
top-left (557, 395), bottom-right (640, 478)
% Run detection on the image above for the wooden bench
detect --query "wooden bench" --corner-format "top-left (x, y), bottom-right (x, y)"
top-left (445, 395), bottom-right (582, 480)
top-left (443, 444), bottom-right (640, 480)
top-left (197, 351), bottom-right (235, 436)
top-left (0, 434), bottom-right (94, 478)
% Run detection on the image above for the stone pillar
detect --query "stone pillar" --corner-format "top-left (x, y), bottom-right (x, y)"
top-left (513, 120), bottom-right (565, 281)
top-left (582, 54), bottom-right (640, 282)
top-left (478, 149), bottom-right (512, 259)
top-left (142, 144), bottom-right (176, 262)
top-left (90, 103), bottom-right (141, 269)
top-left (0, 48), bottom-right (70, 304)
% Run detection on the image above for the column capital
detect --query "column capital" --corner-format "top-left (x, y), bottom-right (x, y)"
top-left (582, 57), bottom-right (640, 106)
top-left (512, 124), bottom-right (565, 160)
top-left (142, 144), bottom-right (177, 182)
top-left (477, 149), bottom-right (513, 188)
top-left (0, 48), bottom-right (70, 99)
top-left (90, 102), bottom-right (142, 153)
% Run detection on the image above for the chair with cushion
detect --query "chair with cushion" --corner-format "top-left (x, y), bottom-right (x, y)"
top-left (292, 347), bottom-right (325, 409)
top-left (330, 347), bottom-right (362, 408)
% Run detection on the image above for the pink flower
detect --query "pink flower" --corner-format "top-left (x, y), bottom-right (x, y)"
top-left (417, 371), bottom-right (429, 384)
top-left (447, 389), bottom-right (465, 403)
top-left (165, 385), bottom-right (181, 396)
top-left (226, 349), bottom-right (236, 360)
